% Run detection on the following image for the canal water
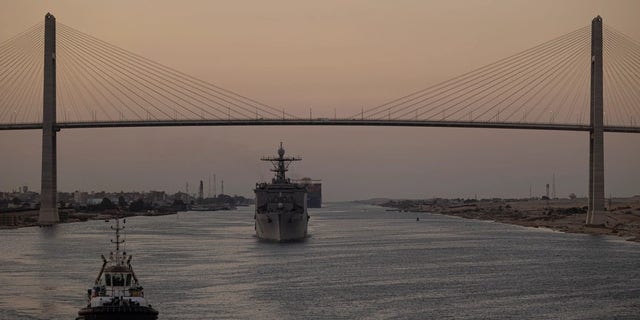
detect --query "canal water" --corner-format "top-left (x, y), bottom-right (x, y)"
top-left (0, 203), bottom-right (639, 319)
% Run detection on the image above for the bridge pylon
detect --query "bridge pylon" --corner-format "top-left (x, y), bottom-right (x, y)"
top-left (38, 13), bottom-right (59, 225)
top-left (586, 16), bottom-right (605, 225)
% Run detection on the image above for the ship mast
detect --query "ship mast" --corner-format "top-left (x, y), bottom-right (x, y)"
top-left (261, 142), bottom-right (301, 184)
top-left (110, 217), bottom-right (125, 265)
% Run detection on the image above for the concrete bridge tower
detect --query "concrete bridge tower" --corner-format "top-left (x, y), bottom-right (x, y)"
top-left (587, 16), bottom-right (605, 225)
top-left (39, 13), bottom-right (59, 225)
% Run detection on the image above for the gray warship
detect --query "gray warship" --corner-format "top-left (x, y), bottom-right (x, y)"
top-left (254, 143), bottom-right (309, 241)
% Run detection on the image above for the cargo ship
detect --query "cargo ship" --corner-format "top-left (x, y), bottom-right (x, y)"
top-left (294, 177), bottom-right (322, 208)
top-left (254, 143), bottom-right (309, 241)
top-left (76, 218), bottom-right (158, 320)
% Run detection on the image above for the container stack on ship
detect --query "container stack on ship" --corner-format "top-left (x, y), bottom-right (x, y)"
top-left (254, 143), bottom-right (309, 242)
top-left (294, 177), bottom-right (322, 208)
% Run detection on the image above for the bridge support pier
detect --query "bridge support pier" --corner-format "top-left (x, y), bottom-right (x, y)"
top-left (39, 13), bottom-right (58, 225)
top-left (586, 16), bottom-right (605, 225)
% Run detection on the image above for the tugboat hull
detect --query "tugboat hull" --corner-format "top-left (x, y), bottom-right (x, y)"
top-left (76, 306), bottom-right (158, 320)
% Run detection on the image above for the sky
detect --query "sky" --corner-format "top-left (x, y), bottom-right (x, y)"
top-left (0, 0), bottom-right (639, 201)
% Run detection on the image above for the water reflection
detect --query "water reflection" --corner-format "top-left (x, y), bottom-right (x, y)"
top-left (0, 203), bottom-right (639, 319)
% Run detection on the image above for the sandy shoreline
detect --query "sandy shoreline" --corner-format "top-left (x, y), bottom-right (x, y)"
top-left (379, 197), bottom-right (640, 242)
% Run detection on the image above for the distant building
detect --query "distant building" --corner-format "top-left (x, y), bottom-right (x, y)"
top-left (173, 191), bottom-right (190, 203)
top-left (86, 198), bottom-right (103, 206)
top-left (146, 191), bottom-right (166, 203)
top-left (74, 191), bottom-right (88, 204)
top-left (137, 191), bottom-right (166, 207)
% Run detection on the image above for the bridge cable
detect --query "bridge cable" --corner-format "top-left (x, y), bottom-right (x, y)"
top-left (359, 26), bottom-right (589, 119)
top-left (397, 28), bottom-right (589, 122)
top-left (57, 23), bottom-right (288, 121)
top-left (58, 25), bottom-right (254, 121)
top-left (603, 27), bottom-right (640, 125)
top-left (604, 41), bottom-right (631, 125)
top-left (59, 26), bottom-right (270, 120)
top-left (58, 31), bottom-right (180, 121)
top-left (57, 28), bottom-right (224, 121)
top-left (0, 28), bottom-right (42, 123)
top-left (376, 27), bottom-right (590, 122)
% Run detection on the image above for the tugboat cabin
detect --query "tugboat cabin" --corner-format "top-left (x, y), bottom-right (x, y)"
top-left (90, 265), bottom-right (145, 302)
top-left (103, 266), bottom-right (134, 288)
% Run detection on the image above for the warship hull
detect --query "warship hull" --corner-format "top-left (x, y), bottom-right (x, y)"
top-left (255, 211), bottom-right (308, 241)
top-left (76, 306), bottom-right (158, 320)
top-left (254, 187), bottom-right (308, 242)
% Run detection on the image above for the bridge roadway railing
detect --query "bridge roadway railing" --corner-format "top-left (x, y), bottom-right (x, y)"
top-left (0, 119), bottom-right (639, 133)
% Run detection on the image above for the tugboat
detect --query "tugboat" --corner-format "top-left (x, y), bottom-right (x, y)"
top-left (76, 218), bottom-right (159, 320)
top-left (254, 143), bottom-right (309, 241)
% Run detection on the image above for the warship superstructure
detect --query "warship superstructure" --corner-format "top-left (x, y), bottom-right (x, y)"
top-left (76, 218), bottom-right (158, 320)
top-left (254, 143), bottom-right (309, 241)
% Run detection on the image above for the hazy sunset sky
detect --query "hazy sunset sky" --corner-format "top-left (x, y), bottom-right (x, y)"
top-left (0, 0), bottom-right (639, 200)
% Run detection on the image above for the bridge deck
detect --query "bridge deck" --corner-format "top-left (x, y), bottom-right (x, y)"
top-left (0, 119), bottom-right (639, 133)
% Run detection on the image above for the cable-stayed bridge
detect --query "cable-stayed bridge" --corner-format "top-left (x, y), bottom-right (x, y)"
top-left (1, 14), bottom-right (639, 225)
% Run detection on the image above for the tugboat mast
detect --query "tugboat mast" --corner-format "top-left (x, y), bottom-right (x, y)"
top-left (261, 142), bottom-right (301, 184)
top-left (110, 218), bottom-right (125, 265)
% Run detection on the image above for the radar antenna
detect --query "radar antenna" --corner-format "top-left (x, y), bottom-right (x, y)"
top-left (260, 142), bottom-right (301, 183)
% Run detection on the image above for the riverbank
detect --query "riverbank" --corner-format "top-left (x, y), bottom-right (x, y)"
top-left (377, 197), bottom-right (640, 242)
top-left (0, 209), bottom-right (177, 229)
